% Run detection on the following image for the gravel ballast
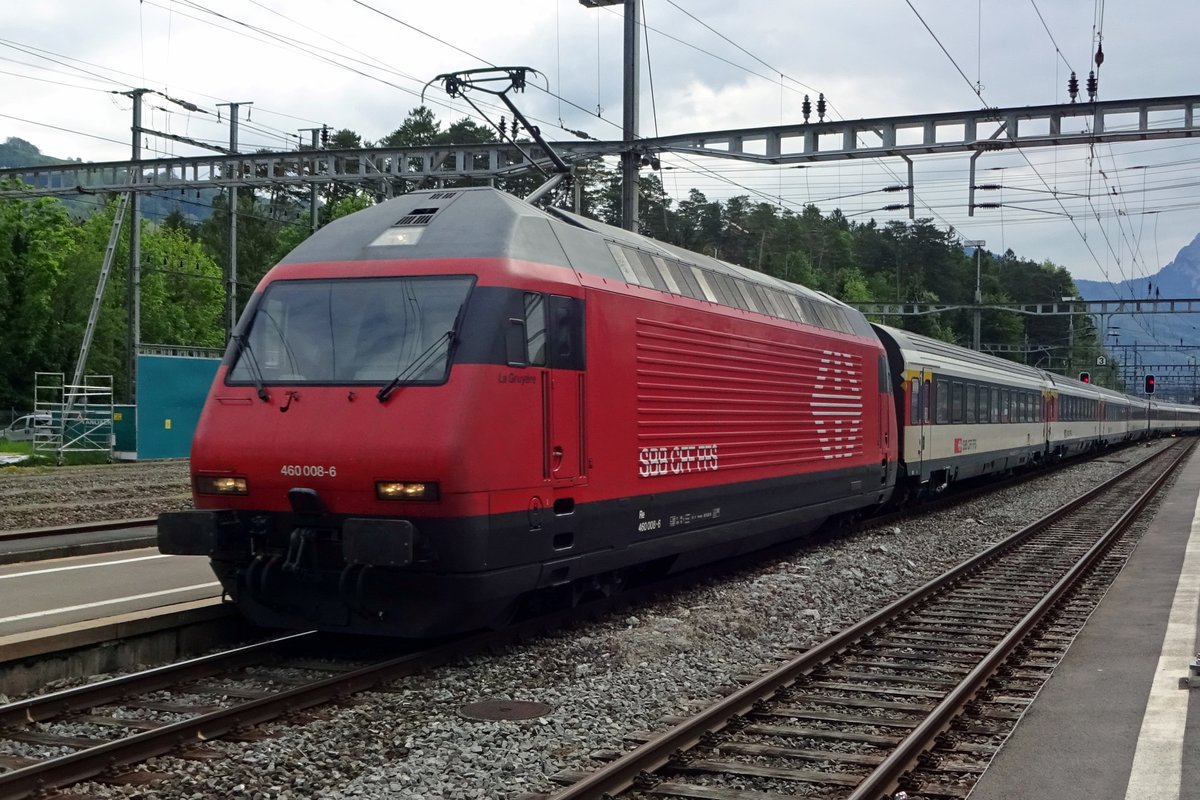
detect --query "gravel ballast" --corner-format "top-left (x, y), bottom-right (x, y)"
top-left (0, 460), bottom-right (191, 530)
top-left (1, 443), bottom-right (1177, 799)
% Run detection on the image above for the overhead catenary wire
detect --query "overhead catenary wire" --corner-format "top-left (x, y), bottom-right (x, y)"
top-left (902, 0), bottom-right (1157, 341)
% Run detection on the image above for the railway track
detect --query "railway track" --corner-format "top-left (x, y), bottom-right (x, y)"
top-left (0, 568), bottom-right (676, 799)
top-left (0, 628), bottom-right (509, 800)
top-left (534, 438), bottom-right (1193, 800)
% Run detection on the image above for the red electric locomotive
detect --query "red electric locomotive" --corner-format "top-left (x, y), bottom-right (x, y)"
top-left (158, 187), bottom-right (898, 636)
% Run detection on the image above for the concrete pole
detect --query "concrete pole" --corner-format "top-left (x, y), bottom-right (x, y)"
top-left (127, 89), bottom-right (147, 402)
top-left (581, 0), bottom-right (640, 229)
top-left (620, 0), bottom-right (640, 232)
top-left (219, 103), bottom-right (250, 340)
top-left (964, 240), bottom-right (985, 350)
top-left (1067, 304), bottom-right (1074, 374)
top-left (299, 127), bottom-right (321, 235)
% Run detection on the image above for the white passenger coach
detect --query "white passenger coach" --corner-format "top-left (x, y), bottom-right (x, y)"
top-left (874, 324), bottom-right (1199, 500)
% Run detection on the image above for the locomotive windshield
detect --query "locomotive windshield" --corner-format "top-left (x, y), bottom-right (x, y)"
top-left (227, 276), bottom-right (474, 386)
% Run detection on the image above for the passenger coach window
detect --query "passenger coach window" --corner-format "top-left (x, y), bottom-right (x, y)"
top-left (524, 293), bottom-right (547, 366)
top-left (910, 380), bottom-right (920, 425)
top-left (951, 382), bottom-right (964, 424)
top-left (966, 385), bottom-right (977, 423)
top-left (935, 380), bottom-right (949, 424)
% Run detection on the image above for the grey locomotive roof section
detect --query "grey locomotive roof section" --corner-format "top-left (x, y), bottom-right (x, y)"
top-left (279, 188), bottom-right (572, 268)
top-left (279, 186), bottom-right (875, 337)
top-left (874, 323), bottom-right (1046, 378)
top-left (547, 205), bottom-right (850, 307)
top-left (546, 204), bottom-right (876, 338)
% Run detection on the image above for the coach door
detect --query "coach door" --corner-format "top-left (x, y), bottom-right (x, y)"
top-left (543, 295), bottom-right (587, 483)
top-left (911, 368), bottom-right (932, 474)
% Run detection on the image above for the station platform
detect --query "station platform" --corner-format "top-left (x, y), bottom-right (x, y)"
top-left (970, 444), bottom-right (1200, 800)
top-left (0, 521), bottom-right (156, 566)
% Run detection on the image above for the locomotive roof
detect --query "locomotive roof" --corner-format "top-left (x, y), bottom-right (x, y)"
top-left (280, 187), bottom-right (571, 269)
top-left (279, 187), bottom-right (876, 340)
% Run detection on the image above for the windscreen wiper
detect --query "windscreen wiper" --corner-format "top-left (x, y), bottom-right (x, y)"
top-left (377, 330), bottom-right (455, 403)
top-left (233, 333), bottom-right (270, 402)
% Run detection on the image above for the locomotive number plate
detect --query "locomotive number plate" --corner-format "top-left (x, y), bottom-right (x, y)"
top-left (280, 464), bottom-right (338, 477)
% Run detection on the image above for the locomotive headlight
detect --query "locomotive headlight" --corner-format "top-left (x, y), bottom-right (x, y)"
top-left (195, 475), bottom-right (249, 495)
top-left (376, 481), bottom-right (439, 501)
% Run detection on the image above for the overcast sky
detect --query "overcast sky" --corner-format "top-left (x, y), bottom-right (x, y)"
top-left (3, 0), bottom-right (1199, 286)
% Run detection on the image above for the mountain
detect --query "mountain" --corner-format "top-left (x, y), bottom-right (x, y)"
top-left (0, 137), bottom-right (78, 169)
top-left (1074, 232), bottom-right (1200, 300)
top-left (1075, 233), bottom-right (1200, 400)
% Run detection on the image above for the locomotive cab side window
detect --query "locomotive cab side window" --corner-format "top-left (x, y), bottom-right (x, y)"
top-left (524, 293), bottom-right (547, 366)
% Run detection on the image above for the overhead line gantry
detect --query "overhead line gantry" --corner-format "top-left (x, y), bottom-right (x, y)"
top-left (3, 94), bottom-right (1198, 218)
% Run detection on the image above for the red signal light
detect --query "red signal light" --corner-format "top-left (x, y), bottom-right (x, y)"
top-left (1144, 374), bottom-right (1156, 394)
top-left (1079, 371), bottom-right (1090, 383)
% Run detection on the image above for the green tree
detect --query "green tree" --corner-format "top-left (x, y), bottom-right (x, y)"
top-left (380, 106), bottom-right (442, 147)
top-left (139, 223), bottom-right (225, 348)
top-left (195, 192), bottom-right (292, 322)
top-left (0, 188), bottom-right (78, 408)
top-left (440, 118), bottom-right (496, 145)
top-left (270, 194), bottom-right (375, 265)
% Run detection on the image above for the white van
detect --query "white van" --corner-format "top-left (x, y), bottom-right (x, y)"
top-left (1, 414), bottom-right (51, 442)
